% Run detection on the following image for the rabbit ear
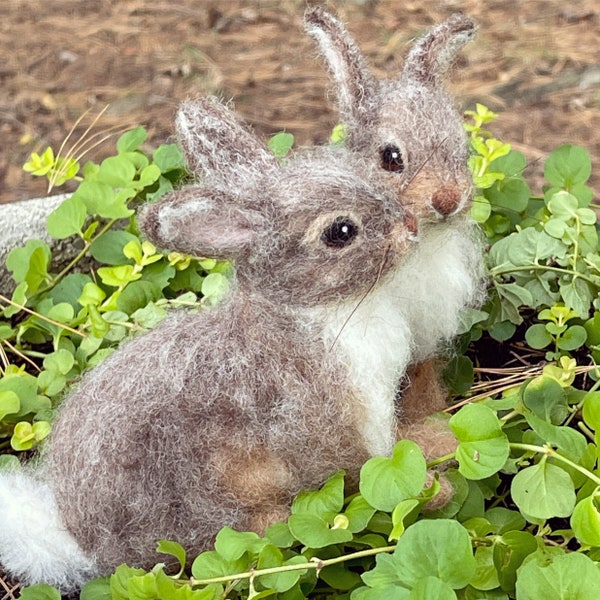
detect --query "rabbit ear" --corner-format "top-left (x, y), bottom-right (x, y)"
top-left (138, 187), bottom-right (265, 260)
top-left (401, 14), bottom-right (476, 86)
top-left (176, 97), bottom-right (279, 186)
top-left (304, 6), bottom-right (377, 141)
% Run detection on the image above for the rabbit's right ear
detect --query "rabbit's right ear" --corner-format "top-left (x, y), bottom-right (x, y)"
top-left (138, 187), bottom-right (266, 260)
top-left (176, 97), bottom-right (279, 187)
top-left (401, 14), bottom-right (476, 86)
top-left (304, 6), bottom-right (377, 147)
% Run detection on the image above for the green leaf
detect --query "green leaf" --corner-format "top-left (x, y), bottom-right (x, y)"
top-left (525, 323), bottom-right (553, 349)
top-left (268, 132), bottom-right (294, 159)
top-left (408, 577), bottom-right (456, 599)
top-left (470, 546), bottom-right (499, 591)
top-left (153, 143), bottom-right (186, 172)
top-left (116, 281), bottom-right (162, 313)
top-left (291, 470), bottom-right (346, 519)
top-left (582, 391), bottom-right (600, 431)
top-left (191, 549), bottom-right (248, 581)
top-left (389, 499), bottom-right (420, 540)
top-left (516, 551), bottom-right (600, 600)
top-left (76, 180), bottom-right (134, 219)
top-left (18, 584), bottom-right (62, 600)
top-left (98, 155), bottom-right (137, 188)
top-left (6, 239), bottom-right (51, 292)
top-left (89, 231), bottom-right (139, 265)
top-left (0, 390), bottom-right (20, 420)
top-left (511, 462), bottom-right (576, 519)
top-left (256, 546), bottom-right (308, 592)
top-left (492, 530), bottom-right (538, 594)
top-left (571, 489), bottom-right (600, 546)
top-left (46, 195), bottom-right (87, 239)
top-left (117, 126), bottom-right (148, 153)
top-left (287, 513), bottom-right (353, 548)
top-left (213, 527), bottom-right (267, 562)
top-left (359, 440), bottom-right (427, 512)
top-left (344, 494), bottom-right (377, 533)
top-left (544, 144), bottom-right (592, 189)
top-left (156, 540), bottom-right (187, 575)
top-left (556, 324), bottom-right (587, 350)
top-left (522, 375), bottom-right (568, 424)
top-left (201, 272), bottom-right (229, 305)
top-left (450, 404), bottom-right (509, 480)
top-left (391, 519), bottom-right (476, 589)
top-left (80, 576), bottom-right (112, 600)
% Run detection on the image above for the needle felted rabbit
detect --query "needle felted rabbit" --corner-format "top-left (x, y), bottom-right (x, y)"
top-left (0, 96), bottom-right (430, 592)
top-left (304, 7), bottom-right (486, 421)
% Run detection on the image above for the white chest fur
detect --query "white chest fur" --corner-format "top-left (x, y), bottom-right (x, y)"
top-left (312, 274), bottom-right (414, 457)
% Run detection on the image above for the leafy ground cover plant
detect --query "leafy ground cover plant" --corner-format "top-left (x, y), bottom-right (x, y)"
top-left (2, 108), bottom-right (600, 599)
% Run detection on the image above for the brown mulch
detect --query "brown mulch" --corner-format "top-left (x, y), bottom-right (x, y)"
top-left (1, 0), bottom-right (599, 205)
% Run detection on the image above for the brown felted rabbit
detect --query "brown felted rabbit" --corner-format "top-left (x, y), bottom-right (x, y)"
top-left (0, 96), bottom-right (432, 592)
top-left (304, 7), bottom-right (486, 421)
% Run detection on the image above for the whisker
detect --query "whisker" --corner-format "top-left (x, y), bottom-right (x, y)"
top-left (328, 244), bottom-right (392, 352)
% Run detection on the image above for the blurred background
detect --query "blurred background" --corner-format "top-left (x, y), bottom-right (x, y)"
top-left (1, 0), bottom-right (599, 203)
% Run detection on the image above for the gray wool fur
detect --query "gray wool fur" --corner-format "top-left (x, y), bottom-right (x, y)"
top-left (304, 7), bottom-right (485, 362)
top-left (0, 9), bottom-right (484, 592)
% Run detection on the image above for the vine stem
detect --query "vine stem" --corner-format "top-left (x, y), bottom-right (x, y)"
top-left (188, 545), bottom-right (398, 588)
top-left (491, 264), bottom-right (598, 287)
top-left (0, 293), bottom-right (85, 338)
top-left (510, 442), bottom-right (600, 486)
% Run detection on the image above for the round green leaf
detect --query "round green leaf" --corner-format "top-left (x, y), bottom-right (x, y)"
top-left (450, 404), bottom-right (509, 480)
top-left (556, 324), bottom-right (587, 351)
top-left (46, 195), bottom-right (87, 239)
top-left (525, 323), bottom-right (552, 350)
top-left (511, 462), bottom-right (576, 519)
top-left (571, 490), bottom-right (600, 546)
top-left (544, 144), bottom-right (592, 188)
top-left (18, 584), bottom-right (62, 600)
top-left (287, 513), bottom-right (352, 548)
top-left (516, 551), bottom-right (600, 600)
top-left (359, 440), bottom-right (427, 511)
top-left (392, 519), bottom-right (476, 589)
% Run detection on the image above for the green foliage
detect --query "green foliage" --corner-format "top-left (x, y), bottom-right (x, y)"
top-left (5, 109), bottom-right (600, 599)
top-left (0, 127), bottom-right (230, 453)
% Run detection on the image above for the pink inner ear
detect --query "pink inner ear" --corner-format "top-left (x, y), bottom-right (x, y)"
top-left (149, 198), bottom-right (259, 258)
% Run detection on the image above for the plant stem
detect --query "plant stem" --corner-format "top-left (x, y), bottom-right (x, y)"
top-left (510, 442), bottom-right (600, 485)
top-left (492, 264), bottom-right (598, 287)
top-left (189, 545), bottom-right (397, 588)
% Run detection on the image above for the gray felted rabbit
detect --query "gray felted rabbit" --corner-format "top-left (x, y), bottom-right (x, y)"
top-left (0, 95), bottom-right (433, 591)
top-left (304, 7), bottom-right (485, 420)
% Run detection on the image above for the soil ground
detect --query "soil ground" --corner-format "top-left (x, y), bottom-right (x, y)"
top-left (1, 0), bottom-right (600, 205)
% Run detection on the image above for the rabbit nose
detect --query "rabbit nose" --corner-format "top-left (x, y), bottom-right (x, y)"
top-left (431, 186), bottom-right (463, 217)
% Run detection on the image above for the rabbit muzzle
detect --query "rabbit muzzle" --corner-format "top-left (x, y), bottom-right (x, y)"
top-left (431, 185), bottom-right (467, 218)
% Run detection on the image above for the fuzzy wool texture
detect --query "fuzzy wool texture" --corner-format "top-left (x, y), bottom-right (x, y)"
top-left (0, 469), bottom-right (98, 590)
top-left (305, 6), bottom-right (485, 370)
top-left (0, 10), bottom-right (486, 591)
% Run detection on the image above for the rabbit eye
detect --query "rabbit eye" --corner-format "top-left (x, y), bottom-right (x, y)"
top-left (380, 145), bottom-right (405, 173)
top-left (321, 217), bottom-right (359, 248)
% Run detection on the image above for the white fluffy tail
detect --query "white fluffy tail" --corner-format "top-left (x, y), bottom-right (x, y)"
top-left (0, 469), bottom-right (98, 592)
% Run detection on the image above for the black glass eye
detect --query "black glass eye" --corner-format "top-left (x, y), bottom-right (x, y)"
top-left (380, 144), bottom-right (405, 173)
top-left (321, 217), bottom-right (359, 248)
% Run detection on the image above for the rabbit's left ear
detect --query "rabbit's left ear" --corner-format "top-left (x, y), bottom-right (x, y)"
top-left (304, 6), bottom-right (377, 144)
top-left (401, 14), bottom-right (476, 86)
top-left (138, 187), bottom-right (266, 260)
top-left (176, 97), bottom-right (279, 187)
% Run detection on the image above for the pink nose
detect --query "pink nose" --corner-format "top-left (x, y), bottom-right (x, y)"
top-left (431, 186), bottom-right (462, 217)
